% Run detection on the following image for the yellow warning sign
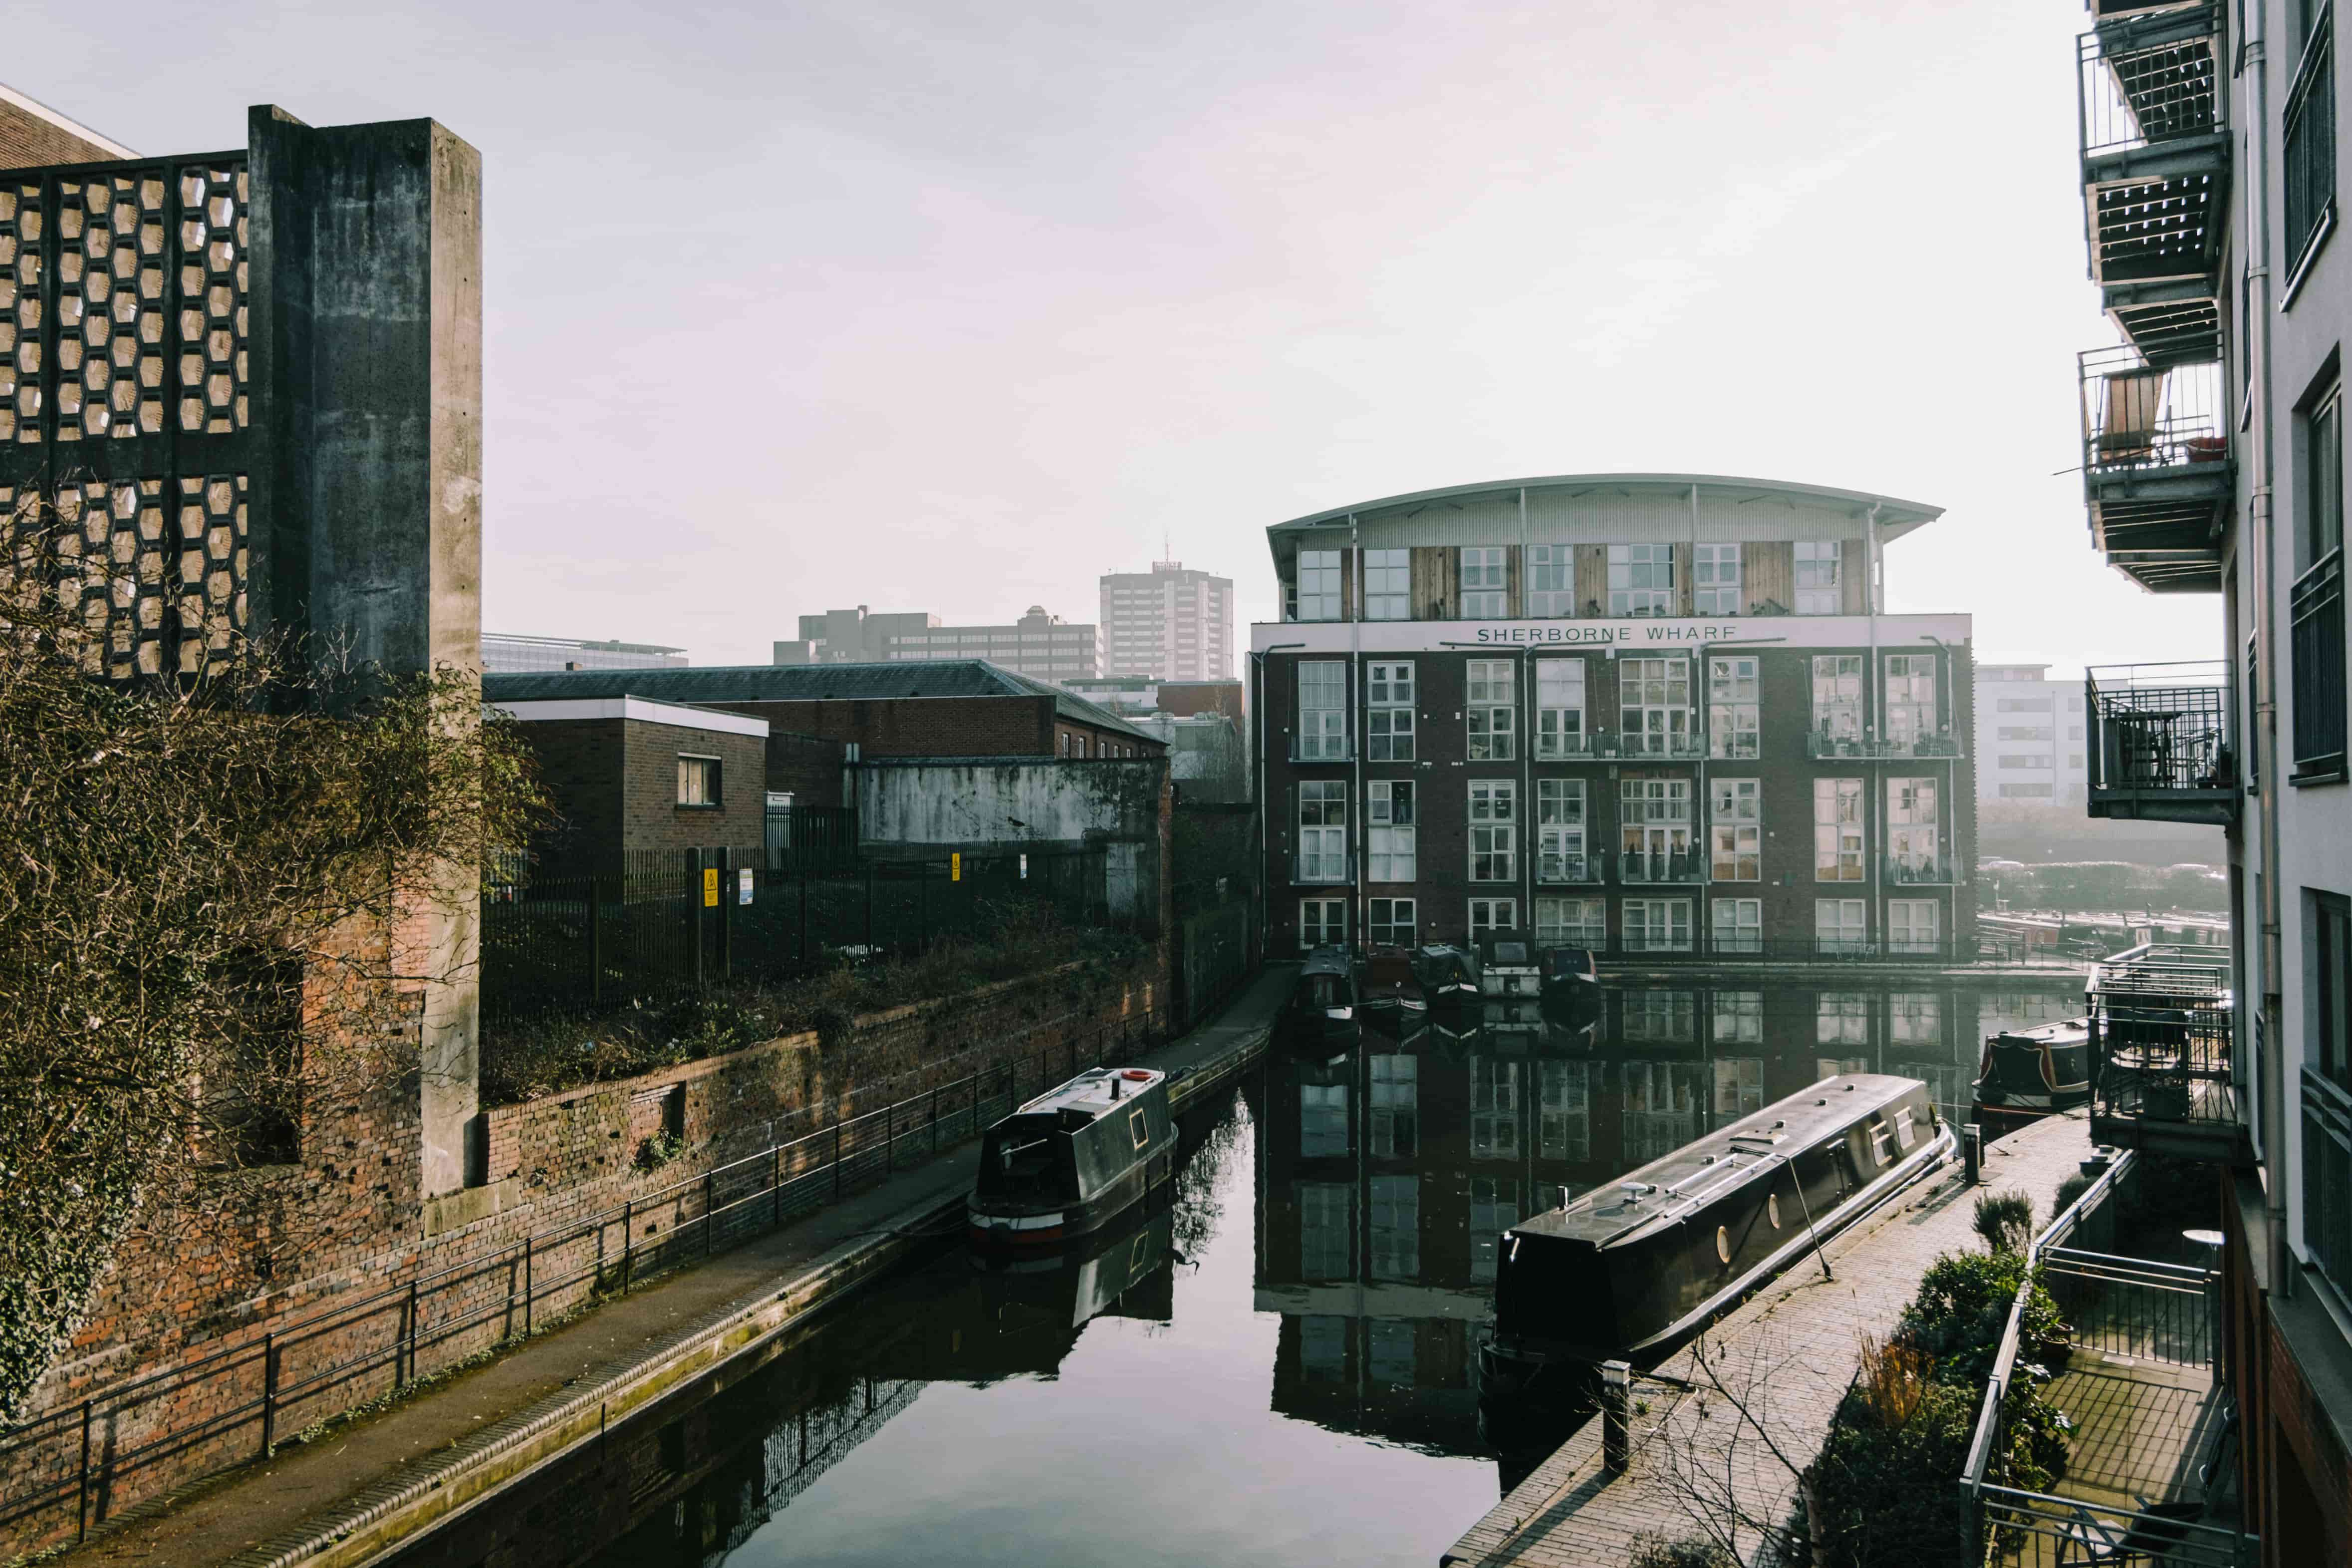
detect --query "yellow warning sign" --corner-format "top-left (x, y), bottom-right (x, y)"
top-left (703, 867), bottom-right (720, 907)
top-left (951, 852), bottom-right (962, 882)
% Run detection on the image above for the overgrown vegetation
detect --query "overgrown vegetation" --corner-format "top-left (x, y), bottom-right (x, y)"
top-left (1626, 1534), bottom-right (1737, 1568)
top-left (479, 901), bottom-right (1149, 1106)
top-left (0, 499), bottom-right (546, 1422)
top-left (1972, 1189), bottom-right (2037, 1256)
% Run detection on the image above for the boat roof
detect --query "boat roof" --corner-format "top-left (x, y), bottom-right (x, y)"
top-left (1013, 1066), bottom-right (1166, 1124)
top-left (1300, 945), bottom-right (1354, 978)
top-left (1992, 1018), bottom-right (2089, 1043)
top-left (1511, 1074), bottom-right (1926, 1250)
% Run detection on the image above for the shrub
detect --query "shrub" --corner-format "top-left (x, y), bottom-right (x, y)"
top-left (1972, 1189), bottom-right (2036, 1255)
top-left (1899, 1251), bottom-right (2067, 1387)
top-left (2051, 1171), bottom-right (2095, 1219)
top-left (1627, 1534), bottom-right (1737, 1568)
top-left (634, 1130), bottom-right (685, 1172)
top-left (1811, 1377), bottom-right (1979, 1568)
top-left (1853, 1332), bottom-right (1931, 1428)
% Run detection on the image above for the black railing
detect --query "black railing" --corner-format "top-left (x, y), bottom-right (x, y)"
top-left (2086, 662), bottom-right (2235, 793)
top-left (2291, 550), bottom-right (2347, 780)
top-left (2089, 942), bottom-right (2237, 1133)
top-left (1288, 735), bottom-right (1353, 763)
top-left (1617, 847), bottom-right (1704, 885)
top-left (760, 805), bottom-right (859, 869)
top-left (2079, 3), bottom-right (2224, 163)
top-left (2286, 14), bottom-right (2336, 278)
top-left (1881, 854), bottom-right (1959, 886)
top-left (2080, 345), bottom-right (2229, 475)
top-left (1535, 847), bottom-right (1603, 884)
top-left (1805, 731), bottom-right (1965, 761)
top-left (0, 1017), bottom-right (1163, 1547)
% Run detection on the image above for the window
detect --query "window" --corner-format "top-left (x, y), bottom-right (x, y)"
top-left (1714, 1057), bottom-right (1764, 1117)
top-left (1292, 549), bottom-right (1342, 621)
top-left (1469, 780), bottom-right (1517, 881)
top-left (2069, 754), bottom-right (2086, 771)
top-left (1623, 898), bottom-right (1693, 952)
top-left (1694, 543), bottom-right (1741, 614)
top-left (1369, 897), bottom-right (1417, 948)
top-left (2285, 10), bottom-right (2335, 275)
top-left (2000, 754), bottom-right (2056, 770)
top-left (1710, 779), bottom-right (1760, 881)
top-left (676, 755), bottom-right (721, 806)
top-left (1888, 900), bottom-right (1940, 954)
top-left (1624, 1061), bottom-right (1701, 1161)
top-left (1367, 661), bottom-right (1415, 760)
top-left (1469, 898), bottom-right (1519, 941)
top-left (1535, 658), bottom-right (1587, 757)
top-left (1816, 898), bottom-right (1867, 953)
top-left (1300, 897), bottom-right (1347, 949)
top-left (1997, 697), bottom-right (2055, 713)
top-left (1619, 656), bottom-right (1693, 755)
top-left (1298, 1183), bottom-right (1353, 1278)
top-left (1887, 779), bottom-right (1940, 878)
top-left (1795, 540), bottom-right (1841, 614)
top-left (1368, 780), bottom-right (1416, 881)
top-left (1539, 1060), bottom-right (1589, 1160)
top-left (1471, 1056), bottom-right (1522, 1158)
top-left (1537, 778), bottom-right (1588, 881)
top-left (1460, 546), bottom-right (1507, 617)
top-left (1623, 990), bottom-right (1696, 1042)
top-left (1467, 659), bottom-right (1517, 759)
top-left (1711, 897), bottom-right (1762, 954)
top-left (1885, 654), bottom-right (1939, 745)
top-left (1709, 656), bottom-right (1759, 759)
top-left (1998, 726), bottom-right (2055, 742)
top-left (2308, 897), bottom-right (2352, 1294)
top-left (1811, 655), bottom-right (1865, 742)
top-left (1364, 548), bottom-right (1410, 620)
top-left (2000, 783), bottom-right (2055, 798)
top-left (1298, 661), bottom-right (1347, 759)
top-left (1300, 780), bottom-right (1347, 881)
top-left (1469, 1178), bottom-right (1516, 1285)
top-left (1527, 544), bottom-right (1573, 616)
top-left (1713, 990), bottom-right (1764, 1044)
top-left (1817, 1054), bottom-right (1870, 1080)
top-left (1814, 778), bottom-right (1864, 881)
top-left (2295, 383), bottom-right (2347, 778)
top-left (1817, 991), bottom-right (1872, 1046)
top-left (1891, 993), bottom-right (1943, 1046)
top-left (1620, 776), bottom-right (1693, 881)
top-left (1130, 1107), bottom-right (1149, 1150)
top-left (1535, 896), bottom-right (1605, 944)
top-left (1369, 1174), bottom-right (1420, 1281)
top-left (1608, 543), bottom-right (1675, 615)
top-left (1370, 1054), bottom-right (1417, 1156)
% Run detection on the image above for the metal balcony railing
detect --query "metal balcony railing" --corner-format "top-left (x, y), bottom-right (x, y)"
top-left (1291, 851), bottom-right (1354, 886)
top-left (2086, 662), bottom-right (2238, 822)
top-left (2079, 4), bottom-right (2224, 165)
top-left (1804, 731), bottom-right (1966, 761)
top-left (1535, 847), bottom-right (1603, 884)
top-left (2290, 550), bottom-right (2347, 780)
top-left (1607, 732), bottom-right (1707, 761)
top-left (2081, 345), bottom-right (2229, 476)
top-left (1617, 847), bottom-right (1704, 886)
top-left (2088, 942), bottom-right (2239, 1145)
top-left (1288, 736), bottom-right (1353, 763)
top-left (1880, 854), bottom-right (1958, 886)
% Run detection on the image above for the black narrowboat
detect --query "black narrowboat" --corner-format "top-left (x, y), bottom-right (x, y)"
top-left (1285, 944), bottom-right (1361, 1033)
top-left (968, 1066), bottom-right (1176, 1249)
top-left (1412, 944), bottom-right (1483, 1007)
top-left (1483, 1074), bottom-right (1952, 1390)
top-left (1971, 1019), bottom-right (2092, 1127)
top-left (1478, 931), bottom-right (1543, 998)
top-left (1540, 945), bottom-right (1599, 998)
top-left (1362, 947), bottom-right (1428, 1013)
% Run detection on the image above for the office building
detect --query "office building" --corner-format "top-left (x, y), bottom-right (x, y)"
top-left (481, 633), bottom-right (687, 674)
top-left (1100, 560), bottom-right (1235, 681)
top-left (774, 605), bottom-right (1100, 682)
top-left (1975, 664), bottom-right (2090, 804)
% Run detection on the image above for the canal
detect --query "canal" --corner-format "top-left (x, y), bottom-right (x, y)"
top-left (386, 976), bottom-right (2078, 1568)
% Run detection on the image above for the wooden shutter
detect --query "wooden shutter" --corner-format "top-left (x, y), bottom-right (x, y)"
top-left (1745, 542), bottom-right (1794, 614)
top-left (1575, 545), bottom-right (1609, 616)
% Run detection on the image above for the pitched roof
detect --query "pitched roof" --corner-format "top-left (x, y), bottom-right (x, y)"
top-left (480, 660), bottom-right (1162, 745)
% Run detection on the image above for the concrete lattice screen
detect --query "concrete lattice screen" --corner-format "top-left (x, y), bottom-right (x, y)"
top-left (1, 159), bottom-right (253, 680)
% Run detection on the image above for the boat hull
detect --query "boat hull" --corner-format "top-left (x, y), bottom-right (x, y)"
top-left (968, 1148), bottom-right (1175, 1250)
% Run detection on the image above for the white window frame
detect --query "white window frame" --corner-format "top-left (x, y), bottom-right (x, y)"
top-left (1693, 542), bottom-right (1741, 614)
top-left (1298, 661), bottom-right (1349, 760)
top-left (1891, 992), bottom-right (1943, 1046)
top-left (1618, 655), bottom-right (1693, 756)
top-left (1816, 898), bottom-right (1868, 954)
top-left (1709, 655), bottom-right (1760, 759)
top-left (1367, 660), bottom-right (1415, 761)
top-left (1468, 897), bottom-right (1519, 944)
top-left (1368, 779), bottom-right (1417, 882)
top-left (1459, 546), bottom-right (1507, 617)
top-left (1887, 778), bottom-right (1940, 879)
top-left (1711, 896), bottom-right (1762, 954)
top-left (1794, 540), bottom-right (1841, 614)
top-left (1713, 1056), bottom-right (1765, 1116)
top-left (1364, 547), bottom-right (1410, 620)
top-left (1623, 989), bottom-right (1696, 1042)
top-left (1527, 543), bottom-right (1573, 616)
top-left (1300, 781), bottom-right (1348, 882)
top-left (1814, 777), bottom-right (1864, 882)
top-left (1885, 653), bottom-right (1939, 745)
top-left (1368, 896), bottom-right (1417, 948)
top-left (1299, 897), bottom-right (1347, 950)
top-left (1712, 989), bottom-right (1764, 1044)
top-left (1293, 548), bottom-right (1343, 622)
top-left (1470, 1055), bottom-right (1521, 1158)
top-left (1817, 990), bottom-right (1872, 1047)
top-left (1537, 777), bottom-right (1588, 881)
top-left (1469, 780), bottom-right (1518, 881)
top-left (1607, 542), bottom-right (1675, 616)
top-left (1535, 895), bottom-right (1606, 945)
top-left (1540, 1059), bottom-right (1589, 1160)
top-left (1467, 659), bottom-right (1517, 760)
top-left (1888, 899), bottom-right (1940, 954)
top-left (1619, 776), bottom-right (1694, 880)
top-left (1710, 778), bottom-right (1761, 882)
top-left (1811, 655), bottom-right (1865, 743)
top-left (1623, 897), bottom-right (1694, 953)
top-left (1535, 657), bottom-right (1588, 758)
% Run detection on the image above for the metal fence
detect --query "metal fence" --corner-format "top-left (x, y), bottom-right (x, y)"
top-left (2079, 345), bottom-right (2229, 477)
top-left (0, 1016), bottom-right (1159, 1548)
top-left (2078, 2), bottom-right (2223, 163)
top-left (481, 845), bottom-right (1115, 1027)
top-left (2086, 662), bottom-right (2234, 794)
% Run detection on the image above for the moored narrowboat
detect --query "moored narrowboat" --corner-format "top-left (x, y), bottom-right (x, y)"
top-left (1284, 945), bottom-right (1361, 1035)
top-left (968, 1067), bottom-right (1175, 1248)
top-left (1540, 945), bottom-right (1598, 998)
top-left (1478, 931), bottom-right (1543, 998)
top-left (1482, 1074), bottom-right (1951, 1395)
top-left (1971, 1019), bottom-right (2092, 1128)
top-left (1362, 947), bottom-right (1427, 1013)
top-left (1412, 944), bottom-right (1483, 1007)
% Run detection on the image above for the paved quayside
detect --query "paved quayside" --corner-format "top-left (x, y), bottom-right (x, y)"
top-left (1442, 1109), bottom-right (2095, 1568)
top-left (65, 965), bottom-right (1291, 1568)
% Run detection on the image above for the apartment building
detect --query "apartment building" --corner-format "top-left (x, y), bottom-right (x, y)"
top-left (2068, 1), bottom-right (2352, 1557)
top-left (1099, 560), bottom-right (1236, 681)
top-left (482, 633), bottom-right (687, 674)
top-left (774, 604), bottom-right (1101, 681)
top-left (1975, 663), bottom-right (2090, 804)
top-left (1251, 474), bottom-right (1976, 964)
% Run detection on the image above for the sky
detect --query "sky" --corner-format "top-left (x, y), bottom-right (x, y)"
top-left (16, 0), bottom-right (2223, 674)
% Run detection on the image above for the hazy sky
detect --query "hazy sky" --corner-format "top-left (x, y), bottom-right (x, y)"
top-left (19, 0), bottom-right (2220, 674)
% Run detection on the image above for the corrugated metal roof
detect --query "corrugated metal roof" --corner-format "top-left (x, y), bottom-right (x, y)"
top-left (1266, 473), bottom-right (1944, 544)
top-left (480, 660), bottom-right (1162, 745)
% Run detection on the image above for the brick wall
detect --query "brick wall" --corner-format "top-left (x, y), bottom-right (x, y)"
top-left (768, 731), bottom-right (849, 804)
top-left (0, 98), bottom-right (121, 172)
top-left (622, 718), bottom-right (767, 856)
top-left (703, 695), bottom-right (1049, 758)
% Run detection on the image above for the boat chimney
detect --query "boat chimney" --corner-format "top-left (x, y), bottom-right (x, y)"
top-left (1111, 1074), bottom-right (1122, 1100)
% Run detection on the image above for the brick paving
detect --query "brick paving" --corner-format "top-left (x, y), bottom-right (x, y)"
top-left (1442, 1110), bottom-right (2097, 1568)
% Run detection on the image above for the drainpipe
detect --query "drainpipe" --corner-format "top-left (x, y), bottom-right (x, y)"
top-left (1351, 516), bottom-right (1366, 948)
top-left (2242, 0), bottom-right (2290, 1299)
top-left (1864, 503), bottom-right (1884, 947)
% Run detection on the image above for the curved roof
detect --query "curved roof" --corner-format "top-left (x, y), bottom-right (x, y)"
top-left (1266, 473), bottom-right (1943, 534)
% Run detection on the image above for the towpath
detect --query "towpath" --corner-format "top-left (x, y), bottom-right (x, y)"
top-left (1441, 1109), bottom-right (2095, 1568)
top-left (58, 965), bottom-right (1288, 1568)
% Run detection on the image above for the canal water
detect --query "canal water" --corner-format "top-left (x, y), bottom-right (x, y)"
top-left (388, 977), bottom-right (2078, 1568)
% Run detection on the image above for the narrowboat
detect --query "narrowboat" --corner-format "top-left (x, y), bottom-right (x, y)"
top-left (1479, 931), bottom-right (1544, 998)
top-left (1971, 1019), bottom-right (2092, 1127)
top-left (1412, 944), bottom-right (1483, 1006)
top-left (1284, 945), bottom-right (1361, 1035)
top-left (1482, 1074), bottom-right (1952, 1393)
top-left (1540, 945), bottom-right (1599, 999)
top-left (1362, 947), bottom-right (1428, 1013)
top-left (968, 1066), bottom-right (1176, 1248)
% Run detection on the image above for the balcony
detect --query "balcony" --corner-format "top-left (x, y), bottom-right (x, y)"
top-left (2086, 662), bottom-right (2238, 824)
top-left (1291, 851), bottom-right (1353, 886)
top-left (1534, 732), bottom-right (1706, 763)
top-left (2088, 942), bottom-right (2243, 1159)
top-left (1534, 848), bottom-right (1605, 885)
top-left (1880, 854), bottom-right (1958, 886)
top-left (1287, 737), bottom-right (1353, 764)
top-left (2079, 5), bottom-right (2229, 352)
top-left (2079, 346), bottom-right (2230, 592)
top-left (1804, 730), bottom-right (1966, 762)
top-left (1617, 847), bottom-right (1705, 886)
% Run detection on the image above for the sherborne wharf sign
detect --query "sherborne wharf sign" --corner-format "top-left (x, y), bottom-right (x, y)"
top-left (1251, 614), bottom-right (1972, 655)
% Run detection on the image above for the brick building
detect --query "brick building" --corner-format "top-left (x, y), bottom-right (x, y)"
top-left (1252, 474), bottom-right (1976, 960)
top-left (492, 695), bottom-right (771, 869)
top-left (0, 80), bottom-right (133, 170)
